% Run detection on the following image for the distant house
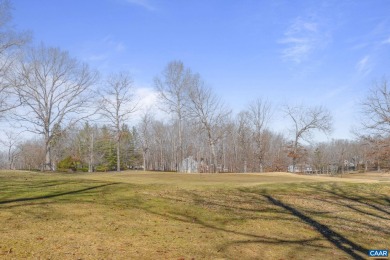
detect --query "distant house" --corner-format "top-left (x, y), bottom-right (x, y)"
top-left (344, 160), bottom-right (356, 171)
top-left (288, 164), bottom-right (313, 173)
top-left (179, 156), bottom-right (198, 173)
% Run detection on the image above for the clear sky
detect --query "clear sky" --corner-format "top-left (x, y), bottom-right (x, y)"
top-left (10, 0), bottom-right (390, 141)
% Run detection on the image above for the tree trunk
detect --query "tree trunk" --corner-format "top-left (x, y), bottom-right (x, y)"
top-left (292, 157), bottom-right (297, 173)
top-left (45, 140), bottom-right (52, 171)
top-left (88, 132), bottom-right (94, 173)
top-left (210, 141), bottom-right (217, 173)
top-left (8, 146), bottom-right (13, 170)
top-left (178, 117), bottom-right (183, 172)
top-left (143, 151), bottom-right (146, 171)
top-left (365, 161), bottom-right (368, 172)
top-left (116, 136), bottom-right (121, 172)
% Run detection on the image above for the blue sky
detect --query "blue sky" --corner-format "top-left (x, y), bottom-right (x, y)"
top-left (11, 0), bottom-right (390, 141)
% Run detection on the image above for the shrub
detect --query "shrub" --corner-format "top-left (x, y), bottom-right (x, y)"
top-left (57, 156), bottom-right (83, 172)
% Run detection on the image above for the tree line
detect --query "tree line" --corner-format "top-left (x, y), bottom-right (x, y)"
top-left (0, 0), bottom-right (389, 173)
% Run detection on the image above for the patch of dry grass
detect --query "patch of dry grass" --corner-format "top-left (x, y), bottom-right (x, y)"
top-left (0, 170), bottom-right (389, 259)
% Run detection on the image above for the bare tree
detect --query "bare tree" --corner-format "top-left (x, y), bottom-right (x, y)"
top-left (154, 61), bottom-right (193, 171)
top-left (99, 72), bottom-right (138, 172)
top-left (0, 0), bottom-right (29, 116)
top-left (137, 111), bottom-right (153, 171)
top-left (284, 104), bottom-right (332, 172)
top-left (76, 122), bottom-right (98, 172)
top-left (360, 79), bottom-right (390, 135)
top-left (246, 98), bottom-right (272, 172)
top-left (187, 76), bottom-right (231, 173)
top-left (0, 130), bottom-right (20, 169)
top-left (15, 138), bottom-right (45, 170)
top-left (266, 132), bottom-right (289, 172)
top-left (359, 135), bottom-right (390, 172)
top-left (234, 111), bottom-right (251, 172)
top-left (11, 45), bottom-right (98, 171)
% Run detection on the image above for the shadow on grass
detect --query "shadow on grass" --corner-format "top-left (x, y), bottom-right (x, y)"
top-left (130, 202), bottom-right (328, 252)
top-left (242, 182), bottom-right (390, 258)
top-left (262, 194), bottom-right (367, 260)
top-left (149, 186), bottom-right (377, 259)
top-left (2, 173), bottom-right (385, 259)
top-left (315, 184), bottom-right (390, 219)
top-left (0, 183), bottom-right (118, 205)
top-left (118, 189), bottom-right (335, 259)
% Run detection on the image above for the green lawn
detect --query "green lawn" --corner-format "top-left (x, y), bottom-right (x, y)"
top-left (0, 171), bottom-right (389, 259)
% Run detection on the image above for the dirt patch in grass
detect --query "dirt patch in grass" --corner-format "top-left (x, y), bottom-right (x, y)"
top-left (0, 170), bottom-right (389, 259)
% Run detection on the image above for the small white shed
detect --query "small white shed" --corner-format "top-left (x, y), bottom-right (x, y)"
top-left (179, 156), bottom-right (198, 173)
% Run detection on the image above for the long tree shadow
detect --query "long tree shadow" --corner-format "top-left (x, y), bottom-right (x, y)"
top-left (111, 184), bottom-right (383, 258)
top-left (115, 189), bottom-right (337, 256)
top-left (314, 196), bottom-right (390, 221)
top-left (155, 185), bottom-right (388, 259)
top-left (0, 183), bottom-right (118, 205)
top-left (185, 190), bottom-right (390, 235)
top-left (161, 190), bottom-right (284, 215)
top-left (306, 209), bottom-right (390, 236)
top-left (297, 183), bottom-right (390, 227)
top-left (128, 202), bottom-right (328, 252)
top-left (317, 184), bottom-right (390, 217)
top-left (263, 194), bottom-right (367, 260)
top-left (241, 187), bottom-right (390, 234)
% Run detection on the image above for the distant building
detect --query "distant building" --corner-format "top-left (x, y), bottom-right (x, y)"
top-left (179, 156), bottom-right (198, 173)
top-left (344, 160), bottom-right (356, 171)
top-left (288, 164), bottom-right (313, 173)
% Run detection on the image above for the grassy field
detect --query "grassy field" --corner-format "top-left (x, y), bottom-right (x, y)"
top-left (0, 171), bottom-right (389, 259)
